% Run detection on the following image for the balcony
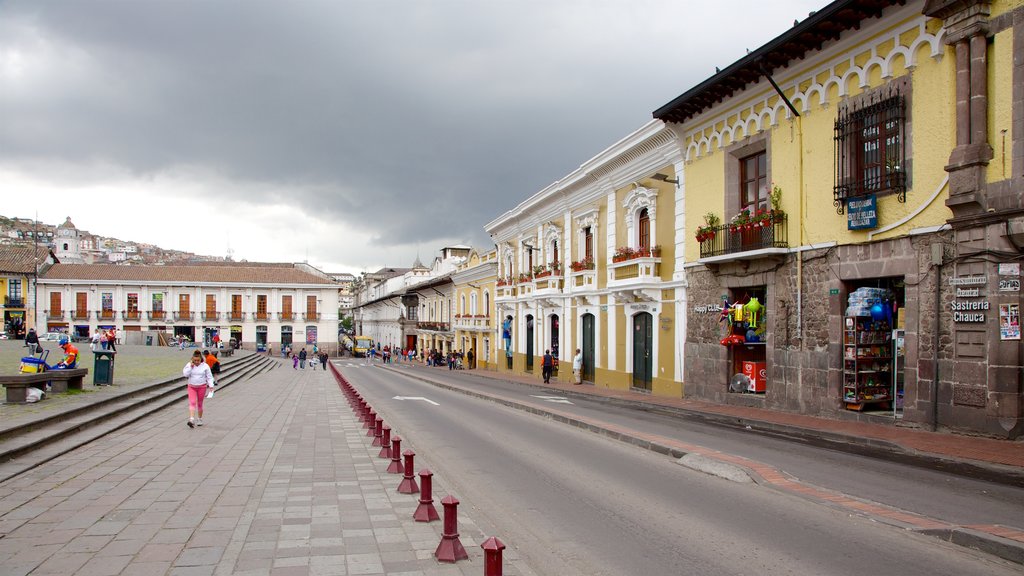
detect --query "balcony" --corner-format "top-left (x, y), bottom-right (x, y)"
top-left (278, 312), bottom-right (295, 321)
top-left (173, 311), bottom-right (194, 321)
top-left (452, 315), bottom-right (491, 332)
top-left (148, 310), bottom-right (167, 321)
top-left (417, 321), bottom-right (450, 332)
top-left (71, 309), bottom-right (91, 320)
top-left (698, 214), bottom-right (788, 262)
top-left (302, 312), bottom-right (320, 322)
top-left (122, 310), bottom-right (142, 321)
top-left (532, 273), bottom-right (564, 296)
top-left (569, 270), bottom-right (597, 291)
top-left (226, 311), bottom-right (246, 322)
top-left (45, 309), bottom-right (65, 321)
top-left (97, 310), bottom-right (117, 321)
top-left (495, 283), bottom-right (516, 301)
top-left (253, 312), bottom-right (270, 322)
top-left (608, 254), bottom-right (662, 289)
top-left (4, 297), bottom-right (25, 308)
top-left (201, 311), bottom-right (221, 321)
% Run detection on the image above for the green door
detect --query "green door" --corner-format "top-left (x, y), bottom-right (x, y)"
top-left (525, 315), bottom-right (534, 372)
top-left (632, 312), bottom-right (653, 391)
top-left (582, 313), bottom-right (595, 382)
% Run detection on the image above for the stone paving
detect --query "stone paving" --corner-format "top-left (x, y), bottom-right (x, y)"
top-left (0, 360), bottom-right (526, 576)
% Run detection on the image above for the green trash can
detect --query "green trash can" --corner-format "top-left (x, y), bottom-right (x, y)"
top-left (93, 350), bottom-right (115, 385)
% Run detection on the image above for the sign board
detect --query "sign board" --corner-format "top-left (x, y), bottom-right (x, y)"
top-left (999, 263), bottom-right (1020, 276)
top-left (847, 195), bottom-right (878, 230)
top-left (829, 288), bottom-right (840, 295)
top-left (1000, 278), bottom-right (1021, 292)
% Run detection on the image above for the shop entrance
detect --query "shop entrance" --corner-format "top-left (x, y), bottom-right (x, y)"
top-left (281, 326), bottom-right (293, 350)
top-left (632, 312), bottom-right (653, 391)
top-left (256, 325), bottom-right (268, 351)
top-left (842, 277), bottom-right (906, 415)
top-left (725, 287), bottom-right (768, 394)
top-left (174, 326), bottom-right (195, 342)
top-left (549, 314), bottom-right (559, 377)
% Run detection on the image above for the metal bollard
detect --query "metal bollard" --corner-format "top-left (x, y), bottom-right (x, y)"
top-left (378, 426), bottom-right (392, 459)
top-left (371, 417), bottom-right (384, 446)
top-left (413, 469), bottom-right (440, 522)
top-left (434, 495), bottom-right (468, 563)
top-left (481, 537), bottom-right (506, 576)
top-left (397, 451), bottom-right (419, 494)
top-left (387, 437), bottom-right (404, 474)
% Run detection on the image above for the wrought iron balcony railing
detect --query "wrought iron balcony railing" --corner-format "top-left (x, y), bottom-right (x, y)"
top-left (71, 309), bottom-right (91, 320)
top-left (122, 310), bottom-right (142, 321)
top-left (148, 310), bottom-right (167, 320)
top-left (173, 311), bottom-right (194, 321)
top-left (698, 214), bottom-right (789, 259)
top-left (4, 297), bottom-right (25, 308)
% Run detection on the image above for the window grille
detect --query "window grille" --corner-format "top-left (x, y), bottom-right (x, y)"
top-left (833, 86), bottom-right (906, 214)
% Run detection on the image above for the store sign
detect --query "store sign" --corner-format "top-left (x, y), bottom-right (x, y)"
top-left (847, 195), bottom-right (878, 230)
top-left (999, 278), bottom-right (1021, 292)
top-left (951, 299), bottom-right (989, 323)
top-left (693, 304), bottom-right (724, 314)
top-left (948, 276), bottom-right (986, 286)
top-left (956, 288), bottom-right (980, 298)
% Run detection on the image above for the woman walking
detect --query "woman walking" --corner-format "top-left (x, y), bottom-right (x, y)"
top-left (183, 350), bottom-right (215, 428)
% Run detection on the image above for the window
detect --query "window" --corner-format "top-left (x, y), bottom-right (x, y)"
top-left (256, 295), bottom-right (268, 319)
top-left (551, 239), bottom-right (559, 266)
top-left (408, 305), bottom-right (418, 321)
top-left (127, 293), bottom-right (138, 312)
top-left (282, 295), bottom-right (293, 315)
top-left (306, 295), bottom-right (317, 315)
top-left (101, 292), bottom-right (114, 319)
top-left (152, 293), bottom-right (164, 313)
top-left (740, 151), bottom-right (768, 213)
top-left (206, 294), bottom-right (217, 314)
top-left (834, 84), bottom-right (908, 212)
top-left (7, 279), bottom-right (21, 301)
top-left (461, 295), bottom-right (466, 315)
top-left (470, 293), bottom-right (478, 316)
top-left (49, 292), bottom-right (62, 313)
top-left (638, 208), bottom-right (650, 251)
top-left (584, 227), bottom-right (593, 262)
top-left (484, 291), bottom-right (490, 315)
top-left (179, 294), bottom-right (190, 313)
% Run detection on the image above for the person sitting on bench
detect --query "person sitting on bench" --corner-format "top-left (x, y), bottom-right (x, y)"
top-left (52, 336), bottom-right (79, 370)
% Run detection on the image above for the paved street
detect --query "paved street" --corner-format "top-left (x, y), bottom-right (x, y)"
top-left (0, 360), bottom-right (529, 576)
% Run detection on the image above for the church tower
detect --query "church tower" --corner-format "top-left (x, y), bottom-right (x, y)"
top-left (53, 217), bottom-right (84, 263)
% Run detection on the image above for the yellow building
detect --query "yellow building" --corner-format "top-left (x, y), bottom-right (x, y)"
top-left (0, 245), bottom-right (55, 339)
top-left (654, 0), bottom-right (1022, 438)
top-left (486, 121), bottom-right (685, 395)
top-left (451, 249), bottom-right (498, 369)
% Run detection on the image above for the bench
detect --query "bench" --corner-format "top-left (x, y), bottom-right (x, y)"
top-left (0, 369), bottom-right (90, 403)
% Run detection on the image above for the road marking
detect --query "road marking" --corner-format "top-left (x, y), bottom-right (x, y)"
top-left (393, 396), bottom-right (440, 406)
top-left (530, 395), bottom-right (574, 404)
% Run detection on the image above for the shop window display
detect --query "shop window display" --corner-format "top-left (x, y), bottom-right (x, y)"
top-left (842, 280), bottom-right (905, 412)
top-left (721, 287), bottom-right (768, 393)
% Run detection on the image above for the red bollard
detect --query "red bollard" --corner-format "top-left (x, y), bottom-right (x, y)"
top-left (397, 450), bottom-right (419, 494)
top-left (414, 469), bottom-right (439, 522)
top-left (434, 495), bottom-right (468, 563)
top-left (387, 437), bottom-right (404, 474)
top-left (482, 537), bottom-right (506, 576)
top-left (378, 426), bottom-right (392, 459)
top-left (366, 410), bottom-right (377, 436)
top-left (371, 417), bottom-right (384, 446)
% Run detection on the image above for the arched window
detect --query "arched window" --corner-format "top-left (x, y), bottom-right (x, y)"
top-left (461, 295), bottom-right (466, 315)
top-left (584, 227), bottom-right (593, 262)
top-left (484, 291), bottom-right (490, 315)
top-left (638, 208), bottom-right (650, 251)
top-left (470, 293), bottom-right (478, 315)
top-left (551, 239), bottom-right (559, 266)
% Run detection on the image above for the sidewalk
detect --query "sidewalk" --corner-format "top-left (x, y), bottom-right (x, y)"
top-left (390, 361), bottom-right (1024, 477)
top-left (0, 360), bottom-right (529, 576)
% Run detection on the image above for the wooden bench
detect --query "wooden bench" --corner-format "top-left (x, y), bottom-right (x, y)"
top-left (0, 369), bottom-right (90, 403)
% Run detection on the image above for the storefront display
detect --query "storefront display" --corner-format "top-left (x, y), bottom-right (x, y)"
top-left (722, 289), bottom-right (767, 394)
top-left (843, 286), bottom-right (900, 411)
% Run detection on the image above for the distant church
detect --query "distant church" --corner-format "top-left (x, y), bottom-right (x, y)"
top-left (53, 217), bottom-right (85, 264)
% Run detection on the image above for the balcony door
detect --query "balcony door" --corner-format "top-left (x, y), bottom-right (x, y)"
top-left (582, 313), bottom-right (595, 383)
top-left (525, 314), bottom-right (534, 372)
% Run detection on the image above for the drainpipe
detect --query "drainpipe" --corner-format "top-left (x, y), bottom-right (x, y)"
top-left (933, 258), bottom-right (942, 432)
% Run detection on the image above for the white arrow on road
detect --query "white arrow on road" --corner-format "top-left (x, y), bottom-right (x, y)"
top-left (530, 395), bottom-right (574, 404)
top-left (393, 396), bottom-right (440, 406)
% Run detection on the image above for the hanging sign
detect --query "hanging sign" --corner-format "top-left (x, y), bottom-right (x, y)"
top-left (847, 195), bottom-right (878, 230)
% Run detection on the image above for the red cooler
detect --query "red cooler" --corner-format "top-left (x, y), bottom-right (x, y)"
top-left (742, 361), bottom-right (767, 393)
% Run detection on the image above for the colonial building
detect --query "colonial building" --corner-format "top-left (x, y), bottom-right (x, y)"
top-left (37, 262), bottom-right (340, 353)
top-left (486, 121), bottom-right (685, 393)
top-left (451, 249), bottom-right (498, 369)
top-left (654, 0), bottom-right (1022, 438)
top-left (0, 245), bottom-right (56, 339)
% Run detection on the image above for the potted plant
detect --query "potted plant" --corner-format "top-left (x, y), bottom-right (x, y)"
top-left (570, 258), bottom-right (595, 272)
top-left (769, 183), bottom-right (784, 217)
top-left (729, 209), bottom-right (751, 233)
top-left (695, 212), bottom-right (721, 242)
top-left (613, 246), bottom-right (637, 262)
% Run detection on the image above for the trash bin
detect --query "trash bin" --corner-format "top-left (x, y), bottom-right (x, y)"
top-left (93, 350), bottom-right (115, 385)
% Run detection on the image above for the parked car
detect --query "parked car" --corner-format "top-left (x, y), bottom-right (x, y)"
top-left (43, 332), bottom-right (64, 342)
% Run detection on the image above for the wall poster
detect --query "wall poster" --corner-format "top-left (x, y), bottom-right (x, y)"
top-left (1000, 303), bottom-right (1020, 341)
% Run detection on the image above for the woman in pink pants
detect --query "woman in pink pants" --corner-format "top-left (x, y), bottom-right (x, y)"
top-left (183, 350), bottom-right (214, 428)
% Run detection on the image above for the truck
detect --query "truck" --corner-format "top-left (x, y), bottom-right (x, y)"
top-left (353, 336), bottom-right (373, 357)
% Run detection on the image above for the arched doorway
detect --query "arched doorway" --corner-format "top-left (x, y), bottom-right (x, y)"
top-left (582, 313), bottom-right (595, 383)
top-left (525, 314), bottom-right (534, 372)
top-left (632, 312), bottom-right (653, 391)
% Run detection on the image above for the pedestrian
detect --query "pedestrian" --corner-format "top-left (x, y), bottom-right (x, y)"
top-left (292, 353), bottom-right (299, 369)
top-left (100, 330), bottom-right (109, 350)
top-left (204, 349), bottom-right (221, 377)
top-left (107, 328), bottom-right (117, 353)
top-left (319, 351), bottom-right (328, 369)
top-left (267, 344), bottom-right (272, 356)
top-left (542, 349), bottom-right (553, 383)
top-left (572, 348), bottom-right (583, 385)
top-left (299, 348), bottom-right (307, 369)
top-left (310, 352), bottom-right (319, 370)
top-left (183, 350), bottom-right (214, 428)
top-left (25, 328), bottom-right (40, 355)
top-left (467, 348), bottom-right (474, 369)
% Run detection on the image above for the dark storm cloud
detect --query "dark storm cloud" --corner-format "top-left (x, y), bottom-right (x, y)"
top-left (0, 0), bottom-right (823, 260)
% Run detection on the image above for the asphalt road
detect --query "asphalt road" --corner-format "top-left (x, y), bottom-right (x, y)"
top-left (340, 363), bottom-right (1022, 576)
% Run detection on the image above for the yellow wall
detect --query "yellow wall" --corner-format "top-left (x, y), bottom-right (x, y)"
top-left (988, 25), bottom-right (1015, 184)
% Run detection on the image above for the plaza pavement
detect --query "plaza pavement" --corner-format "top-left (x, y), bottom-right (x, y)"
top-left (0, 358), bottom-right (531, 576)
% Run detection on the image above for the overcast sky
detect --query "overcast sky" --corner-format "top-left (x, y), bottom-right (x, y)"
top-left (1, 0), bottom-right (823, 274)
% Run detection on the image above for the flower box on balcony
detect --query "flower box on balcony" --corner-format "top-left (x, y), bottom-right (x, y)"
top-left (570, 259), bottom-right (595, 272)
top-left (612, 245), bottom-right (661, 263)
